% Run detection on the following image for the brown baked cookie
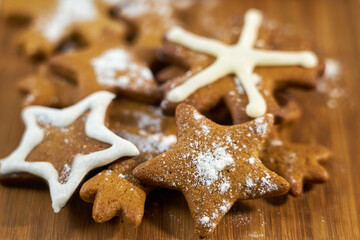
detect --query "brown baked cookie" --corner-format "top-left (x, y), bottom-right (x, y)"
top-left (260, 129), bottom-right (331, 197)
top-left (80, 99), bottom-right (176, 226)
top-left (80, 159), bottom-right (151, 226)
top-left (159, 10), bottom-right (323, 124)
top-left (18, 41), bottom-right (162, 107)
top-left (133, 104), bottom-right (290, 237)
top-left (6, 0), bottom-right (127, 59)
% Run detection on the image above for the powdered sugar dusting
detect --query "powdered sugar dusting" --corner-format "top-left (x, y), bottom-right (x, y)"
top-left (194, 147), bottom-right (234, 186)
top-left (219, 179), bottom-right (231, 194)
top-left (199, 216), bottom-right (210, 224)
top-left (193, 112), bottom-right (203, 120)
top-left (119, 131), bottom-right (176, 154)
top-left (254, 117), bottom-right (268, 137)
top-left (245, 172), bottom-right (278, 197)
top-left (39, 0), bottom-right (98, 42)
top-left (91, 48), bottom-right (154, 89)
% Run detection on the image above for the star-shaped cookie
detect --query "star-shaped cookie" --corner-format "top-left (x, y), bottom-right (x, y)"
top-left (260, 130), bottom-right (331, 196)
top-left (133, 104), bottom-right (290, 237)
top-left (19, 41), bottom-right (161, 107)
top-left (9, 0), bottom-right (127, 59)
top-left (80, 99), bottom-right (177, 226)
top-left (80, 159), bottom-right (151, 226)
top-left (0, 91), bottom-right (139, 212)
top-left (159, 9), bottom-right (322, 123)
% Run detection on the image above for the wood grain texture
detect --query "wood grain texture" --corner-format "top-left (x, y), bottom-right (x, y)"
top-left (0, 0), bottom-right (360, 239)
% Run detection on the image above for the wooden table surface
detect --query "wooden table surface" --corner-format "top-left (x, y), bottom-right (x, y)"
top-left (0, 0), bottom-right (360, 239)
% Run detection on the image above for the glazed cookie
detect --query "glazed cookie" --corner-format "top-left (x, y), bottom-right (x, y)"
top-left (260, 129), bottom-right (331, 196)
top-left (133, 104), bottom-right (289, 237)
top-left (80, 99), bottom-right (177, 226)
top-left (19, 41), bottom-right (162, 107)
top-left (4, 0), bottom-right (127, 59)
top-left (160, 9), bottom-right (323, 123)
top-left (0, 91), bottom-right (139, 212)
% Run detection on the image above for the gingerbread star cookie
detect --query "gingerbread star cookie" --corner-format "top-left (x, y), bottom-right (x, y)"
top-left (19, 41), bottom-right (161, 107)
top-left (159, 9), bottom-right (322, 123)
top-left (133, 104), bottom-right (290, 237)
top-left (8, 0), bottom-right (127, 59)
top-left (0, 91), bottom-right (139, 212)
top-left (80, 99), bottom-right (176, 226)
top-left (260, 129), bottom-right (331, 196)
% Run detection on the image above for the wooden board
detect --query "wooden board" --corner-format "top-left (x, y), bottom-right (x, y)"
top-left (0, 0), bottom-right (359, 239)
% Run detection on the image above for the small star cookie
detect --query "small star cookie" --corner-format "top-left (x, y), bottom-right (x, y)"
top-left (260, 130), bottom-right (331, 196)
top-left (80, 159), bottom-right (151, 226)
top-left (133, 104), bottom-right (290, 237)
top-left (0, 91), bottom-right (139, 212)
top-left (80, 99), bottom-right (176, 226)
top-left (19, 41), bottom-right (161, 107)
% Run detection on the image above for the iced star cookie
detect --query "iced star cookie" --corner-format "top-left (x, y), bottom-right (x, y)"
top-left (159, 9), bottom-right (322, 122)
top-left (80, 99), bottom-right (177, 226)
top-left (19, 41), bottom-right (161, 107)
top-left (4, 0), bottom-right (127, 59)
top-left (133, 104), bottom-right (290, 237)
top-left (0, 91), bottom-right (139, 212)
top-left (260, 130), bottom-right (331, 196)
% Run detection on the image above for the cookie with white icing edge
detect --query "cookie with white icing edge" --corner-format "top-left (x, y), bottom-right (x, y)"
top-left (0, 91), bottom-right (139, 212)
top-left (161, 9), bottom-right (320, 119)
top-left (133, 104), bottom-right (290, 237)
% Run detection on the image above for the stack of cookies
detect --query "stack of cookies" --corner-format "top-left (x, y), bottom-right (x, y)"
top-left (0, 0), bottom-right (330, 237)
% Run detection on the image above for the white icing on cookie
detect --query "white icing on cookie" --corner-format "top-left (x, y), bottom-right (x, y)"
top-left (166, 9), bottom-right (318, 118)
top-left (0, 91), bottom-right (139, 212)
top-left (39, 0), bottom-right (98, 42)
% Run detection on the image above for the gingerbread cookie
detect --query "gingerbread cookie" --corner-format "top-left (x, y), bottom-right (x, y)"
top-left (5, 0), bottom-right (127, 59)
top-left (260, 129), bottom-right (331, 196)
top-left (160, 9), bottom-right (322, 123)
top-left (133, 104), bottom-right (289, 237)
top-left (80, 99), bottom-right (177, 226)
top-left (19, 41), bottom-right (162, 107)
top-left (0, 91), bottom-right (139, 212)
top-left (80, 159), bottom-right (151, 226)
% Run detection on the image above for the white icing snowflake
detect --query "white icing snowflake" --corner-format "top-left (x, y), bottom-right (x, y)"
top-left (165, 9), bottom-right (318, 118)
